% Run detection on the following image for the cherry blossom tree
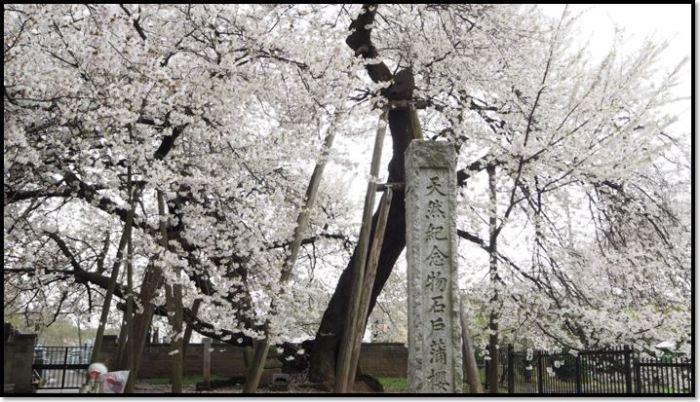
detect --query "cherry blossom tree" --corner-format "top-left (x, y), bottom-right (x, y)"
top-left (5, 3), bottom-right (364, 388)
top-left (4, 3), bottom-right (690, 391)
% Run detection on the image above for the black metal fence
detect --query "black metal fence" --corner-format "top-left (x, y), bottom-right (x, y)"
top-left (481, 345), bottom-right (693, 395)
top-left (636, 357), bottom-right (694, 394)
top-left (33, 345), bottom-right (92, 389)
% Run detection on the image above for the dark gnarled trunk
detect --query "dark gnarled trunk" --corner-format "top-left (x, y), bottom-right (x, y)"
top-left (309, 107), bottom-right (413, 384)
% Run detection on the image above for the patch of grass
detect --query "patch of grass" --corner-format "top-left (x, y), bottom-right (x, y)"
top-left (144, 377), bottom-right (169, 385)
top-left (378, 377), bottom-right (408, 392)
top-left (143, 374), bottom-right (227, 386)
top-left (378, 376), bottom-right (515, 394)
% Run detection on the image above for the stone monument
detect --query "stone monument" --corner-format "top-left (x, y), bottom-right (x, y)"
top-left (405, 140), bottom-right (463, 393)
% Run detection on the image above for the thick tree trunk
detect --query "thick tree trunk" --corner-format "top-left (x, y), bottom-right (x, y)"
top-left (125, 266), bottom-right (161, 393)
top-left (309, 3), bottom-right (419, 386)
top-left (125, 190), bottom-right (169, 393)
top-left (309, 106), bottom-right (413, 385)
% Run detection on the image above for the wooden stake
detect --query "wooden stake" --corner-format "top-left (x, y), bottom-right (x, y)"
top-left (182, 299), bottom-right (202, 356)
top-left (244, 339), bottom-right (271, 393)
top-left (486, 164), bottom-right (499, 394)
top-left (124, 207), bottom-right (135, 373)
top-left (157, 189), bottom-right (184, 393)
top-left (203, 338), bottom-right (212, 388)
top-left (91, 168), bottom-right (136, 364)
top-left (347, 187), bottom-right (393, 388)
top-left (243, 114), bottom-right (340, 393)
top-left (114, 312), bottom-right (127, 368)
top-left (460, 294), bottom-right (483, 393)
top-left (335, 110), bottom-right (388, 393)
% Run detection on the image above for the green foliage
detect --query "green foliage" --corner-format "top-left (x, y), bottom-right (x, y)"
top-left (144, 375), bottom-right (228, 386)
top-left (378, 377), bottom-right (408, 392)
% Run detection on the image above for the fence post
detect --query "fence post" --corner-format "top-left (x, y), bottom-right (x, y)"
top-left (575, 353), bottom-right (582, 394)
top-left (623, 345), bottom-right (633, 394)
top-left (202, 338), bottom-right (211, 388)
top-left (634, 358), bottom-right (642, 393)
top-left (507, 344), bottom-right (514, 393)
top-left (61, 347), bottom-right (69, 389)
top-left (536, 351), bottom-right (544, 394)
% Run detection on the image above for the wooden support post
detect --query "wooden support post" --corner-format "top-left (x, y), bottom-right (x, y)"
top-left (91, 169), bottom-right (136, 364)
top-left (459, 294), bottom-right (483, 393)
top-left (114, 313), bottom-right (128, 368)
top-left (483, 163), bottom-right (500, 394)
top-left (89, 225), bottom-right (128, 363)
top-left (157, 190), bottom-right (183, 393)
top-left (168, 284), bottom-right (184, 392)
top-left (120, 178), bottom-right (136, 377)
top-left (335, 110), bottom-right (388, 393)
top-left (347, 187), bottom-right (394, 387)
top-left (375, 182), bottom-right (404, 192)
top-left (182, 299), bottom-right (202, 356)
top-left (244, 339), bottom-right (270, 393)
top-left (408, 104), bottom-right (424, 140)
top-left (202, 338), bottom-right (212, 388)
top-left (507, 344), bottom-right (515, 394)
top-left (244, 114), bottom-right (342, 393)
top-left (124, 219), bottom-right (135, 374)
